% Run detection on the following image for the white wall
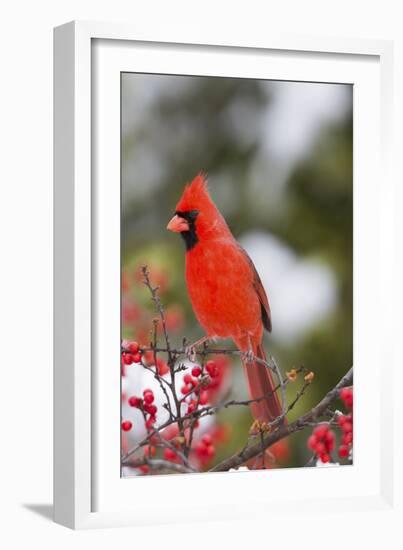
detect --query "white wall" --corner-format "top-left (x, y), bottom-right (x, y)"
top-left (0, 0), bottom-right (401, 547)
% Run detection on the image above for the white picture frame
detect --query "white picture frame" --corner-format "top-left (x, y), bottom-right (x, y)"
top-left (54, 21), bottom-right (398, 531)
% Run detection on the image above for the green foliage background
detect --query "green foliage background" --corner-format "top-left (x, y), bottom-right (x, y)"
top-left (122, 74), bottom-right (353, 468)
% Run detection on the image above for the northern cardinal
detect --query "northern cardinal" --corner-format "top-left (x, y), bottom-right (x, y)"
top-left (167, 173), bottom-right (282, 423)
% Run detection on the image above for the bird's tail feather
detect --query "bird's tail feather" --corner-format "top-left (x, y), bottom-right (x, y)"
top-left (244, 343), bottom-right (282, 422)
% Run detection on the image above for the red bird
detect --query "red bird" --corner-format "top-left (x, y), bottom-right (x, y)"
top-left (167, 173), bottom-right (282, 423)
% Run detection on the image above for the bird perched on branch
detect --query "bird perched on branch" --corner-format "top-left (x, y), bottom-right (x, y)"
top-left (167, 173), bottom-right (282, 424)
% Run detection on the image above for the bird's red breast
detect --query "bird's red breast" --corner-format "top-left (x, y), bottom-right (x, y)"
top-left (186, 237), bottom-right (264, 344)
top-left (167, 173), bottom-right (270, 347)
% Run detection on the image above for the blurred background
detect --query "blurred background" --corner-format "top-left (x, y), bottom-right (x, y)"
top-left (121, 73), bottom-right (353, 473)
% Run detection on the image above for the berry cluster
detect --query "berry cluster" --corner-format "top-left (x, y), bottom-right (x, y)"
top-left (180, 371), bottom-right (202, 396)
top-left (181, 359), bottom-right (221, 414)
top-left (158, 428), bottom-right (218, 467)
top-left (337, 387), bottom-right (353, 459)
top-left (121, 341), bottom-right (142, 365)
top-left (141, 350), bottom-right (170, 376)
top-left (122, 340), bottom-right (170, 377)
top-left (194, 433), bottom-right (216, 464)
top-left (306, 386), bottom-right (353, 464)
top-left (128, 388), bottom-right (158, 430)
top-left (307, 424), bottom-right (335, 463)
top-left (205, 360), bottom-right (219, 378)
top-left (120, 268), bottom-right (234, 476)
top-left (163, 446), bottom-right (181, 463)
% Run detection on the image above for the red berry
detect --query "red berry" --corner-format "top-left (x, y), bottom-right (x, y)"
top-left (325, 430), bottom-right (335, 443)
top-left (338, 414), bottom-right (347, 426)
top-left (122, 353), bottom-right (133, 365)
top-left (338, 445), bottom-right (349, 458)
top-left (132, 352), bottom-right (142, 363)
top-left (341, 422), bottom-right (353, 435)
top-left (340, 387), bottom-right (353, 408)
top-left (163, 448), bottom-right (177, 461)
top-left (307, 435), bottom-right (318, 450)
top-left (327, 441), bottom-right (335, 452)
top-left (313, 424), bottom-right (329, 439)
top-left (325, 430), bottom-right (335, 451)
top-left (156, 358), bottom-right (169, 376)
top-left (143, 392), bottom-right (154, 404)
top-left (181, 385), bottom-right (192, 395)
top-left (145, 416), bottom-right (156, 429)
top-left (192, 366), bottom-right (202, 377)
top-left (205, 444), bottom-right (215, 458)
top-left (340, 387), bottom-right (351, 399)
top-left (121, 420), bottom-right (132, 431)
top-left (202, 434), bottom-right (213, 446)
top-left (206, 360), bottom-right (218, 378)
top-left (143, 388), bottom-right (153, 396)
top-left (144, 403), bottom-right (157, 415)
top-left (342, 432), bottom-right (353, 445)
top-left (128, 341), bottom-right (139, 354)
top-left (184, 373), bottom-right (193, 384)
top-left (320, 453), bottom-right (330, 463)
top-left (340, 387), bottom-right (348, 398)
top-left (315, 442), bottom-right (326, 455)
top-left (199, 391), bottom-right (209, 405)
top-left (187, 401), bottom-right (197, 414)
top-left (195, 441), bottom-right (207, 457)
top-left (128, 396), bottom-right (142, 408)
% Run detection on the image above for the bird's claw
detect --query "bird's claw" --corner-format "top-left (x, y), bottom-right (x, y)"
top-left (244, 349), bottom-right (255, 363)
top-left (185, 345), bottom-right (197, 362)
top-left (184, 337), bottom-right (210, 362)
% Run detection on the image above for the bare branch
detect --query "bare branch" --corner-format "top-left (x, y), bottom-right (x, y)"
top-left (141, 265), bottom-right (173, 361)
top-left (210, 367), bottom-right (353, 472)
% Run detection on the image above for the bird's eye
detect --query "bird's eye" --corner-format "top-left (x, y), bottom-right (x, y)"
top-left (175, 209), bottom-right (199, 221)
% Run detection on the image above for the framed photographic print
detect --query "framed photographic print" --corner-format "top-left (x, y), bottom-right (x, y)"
top-left (54, 21), bottom-right (398, 531)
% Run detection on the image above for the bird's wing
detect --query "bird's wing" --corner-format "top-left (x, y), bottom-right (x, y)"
top-left (239, 246), bottom-right (272, 333)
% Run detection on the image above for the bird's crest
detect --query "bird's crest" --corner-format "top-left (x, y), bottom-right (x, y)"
top-left (175, 172), bottom-right (212, 213)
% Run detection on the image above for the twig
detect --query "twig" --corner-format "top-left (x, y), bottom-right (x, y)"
top-left (151, 319), bottom-right (175, 421)
top-left (152, 430), bottom-right (197, 472)
top-left (304, 455), bottom-right (317, 467)
top-left (210, 367), bottom-right (353, 472)
top-left (141, 265), bottom-right (173, 361)
top-left (141, 265), bottom-right (184, 436)
top-left (268, 354), bottom-right (287, 419)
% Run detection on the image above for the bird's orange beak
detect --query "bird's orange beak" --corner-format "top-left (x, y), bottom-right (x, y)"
top-left (167, 214), bottom-right (189, 233)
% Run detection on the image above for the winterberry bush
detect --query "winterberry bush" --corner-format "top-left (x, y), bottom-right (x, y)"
top-left (121, 266), bottom-right (353, 476)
